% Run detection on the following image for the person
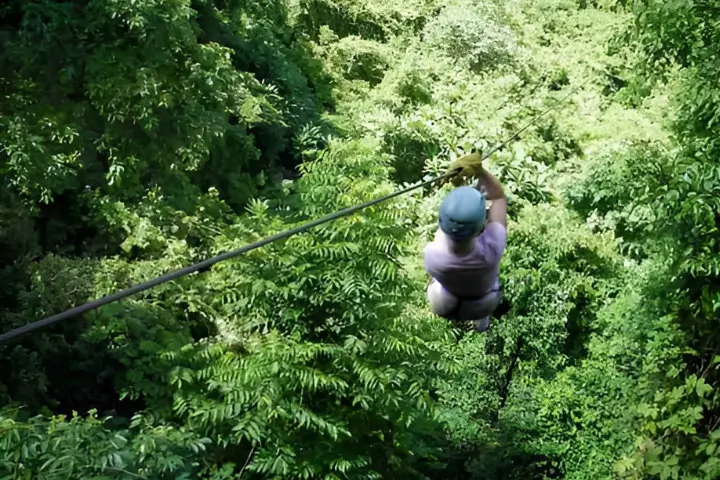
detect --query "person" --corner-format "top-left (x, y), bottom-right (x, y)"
top-left (423, 151), bottom-right (508, 333)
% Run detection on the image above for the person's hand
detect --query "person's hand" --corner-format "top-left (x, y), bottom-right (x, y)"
top-left (445, 150), bottom-right (484, 186)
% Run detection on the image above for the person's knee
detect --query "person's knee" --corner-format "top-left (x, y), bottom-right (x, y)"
top-left (427, 282), bottom-right (458, 317)
top-left (428, 295), bottom-right (458, 317)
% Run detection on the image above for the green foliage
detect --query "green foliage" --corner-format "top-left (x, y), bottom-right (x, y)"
top-left (0, 0), bottom-right (327, 422)
top-left (422, 0), bottom-right (517, 71)
top-left (296, 0), bottom-right (437, 41)
top-left (3, 0), bottom-right (720, 478)
top-left (310, 27), bottom-right (391, 88)
top-left (564, 141), bottom-right (674, 257)
top-left (562, 1), bottom-right (720, 477)
top-left (0, 410), bottom-right (208, 480)
top-left (176, 137), bottom-right (454, 477)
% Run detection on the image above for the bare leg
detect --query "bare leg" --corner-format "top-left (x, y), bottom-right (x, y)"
top-left (427, 279), bottom-right (459, 317)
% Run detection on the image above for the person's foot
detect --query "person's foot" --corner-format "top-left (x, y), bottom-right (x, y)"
top-left (473, 317), bottom-right (491, 333)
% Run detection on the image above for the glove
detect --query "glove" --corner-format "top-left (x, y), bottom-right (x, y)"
top-left (445, 150), bottom-right (484, 186)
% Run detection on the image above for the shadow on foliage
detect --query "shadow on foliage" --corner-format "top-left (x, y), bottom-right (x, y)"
top-left (0, 298), bottom-right (202, 422)
top-left (424, 414), bottom-right (564, 480)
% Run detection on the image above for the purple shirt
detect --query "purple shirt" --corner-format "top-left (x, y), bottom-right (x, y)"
top-left (423, 222), bottom-right (507, 299)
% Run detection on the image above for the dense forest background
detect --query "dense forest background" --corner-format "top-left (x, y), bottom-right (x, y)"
top-left (1, 0), bottom-right (719, 478)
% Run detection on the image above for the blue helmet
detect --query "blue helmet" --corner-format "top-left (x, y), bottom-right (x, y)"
top-left (438, 186), bottom-right (487, 241)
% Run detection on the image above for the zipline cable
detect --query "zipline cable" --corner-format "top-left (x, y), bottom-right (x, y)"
top-left (0, 81), bottom-right (586, 343)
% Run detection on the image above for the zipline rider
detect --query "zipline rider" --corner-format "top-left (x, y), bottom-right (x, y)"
top-left (424, 151), bottom-right (508, 333)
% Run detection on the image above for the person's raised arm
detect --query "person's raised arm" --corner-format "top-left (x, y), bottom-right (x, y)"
top-left (444, 150), bottom-right (507, 227)
top-left (475, 169), bottom-right (506, 227)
